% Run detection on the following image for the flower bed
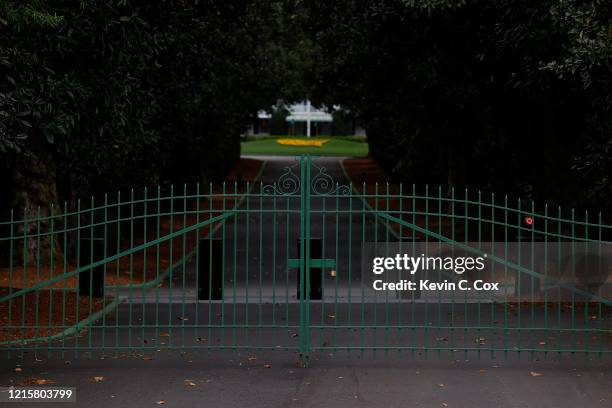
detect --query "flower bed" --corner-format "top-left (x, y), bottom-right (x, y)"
top-left (276, 138), bottom-right (330, 147)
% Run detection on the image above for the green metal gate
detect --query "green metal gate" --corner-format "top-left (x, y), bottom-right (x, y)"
top-left (1, 156), bottom-right (610, 360)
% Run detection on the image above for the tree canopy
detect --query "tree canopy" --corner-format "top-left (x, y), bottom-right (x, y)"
top-left (307, 0), bottom-right (611, 211)
top-left (1, 0), bottom-right (610, 214)
top-left (1, 0), bottom-right (296, 212)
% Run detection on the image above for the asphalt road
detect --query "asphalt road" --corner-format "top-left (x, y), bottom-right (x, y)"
top-left (0, 351), bottom-right (609, 408)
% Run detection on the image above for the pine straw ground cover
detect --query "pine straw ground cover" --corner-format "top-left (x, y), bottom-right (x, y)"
top-left (0, 158), bottom-right (265, 343)
top-left (0, 288), bottom-right (107, 343)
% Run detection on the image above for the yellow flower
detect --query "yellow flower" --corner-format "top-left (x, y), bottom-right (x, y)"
top-left (276, 138), bottom-right (330, 147)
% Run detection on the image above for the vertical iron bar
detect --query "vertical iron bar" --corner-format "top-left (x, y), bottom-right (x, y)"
top-left (182, 184), bottom-right (187, 348)
top-left (102, 194), bottom-right (108, 353)
top-left (141, 188), bottom-right (148, 351)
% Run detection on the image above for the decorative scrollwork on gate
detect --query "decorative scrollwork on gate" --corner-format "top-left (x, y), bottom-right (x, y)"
top-left (262, 162), bottom-right (301, 196)
top-left (310, 162), bottom-right (351, 196)
top-left (261, 158), bottom-right (351, 196)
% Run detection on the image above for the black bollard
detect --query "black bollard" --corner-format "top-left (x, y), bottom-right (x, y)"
top-left (79, 230), bottom-right (105, 298)
top-left (296, 238), bottom-right (323, 300)
top-left (198, 238), bottom-right (223, 300)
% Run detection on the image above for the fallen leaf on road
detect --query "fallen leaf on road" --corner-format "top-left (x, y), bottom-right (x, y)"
top-left (248, 356), bottom-right (257, 361)
top-left (155, 400), bottom-right (165, 405)
top-left (438, 383), bottom-right (445, 388)
top-left (91, 376), bottom-right (105, 383)
top-left (530, 371), bottom-right (542, 377)
top-left (479, 369), bottom-right (486, 373)
top-left (538, 341), bottom-right (546, 345)
top-left (184, 379), bottom-right (196, 387)
top-left (263, 364), bottom-right (272, 368)
top-left (20, 378), bottom-right (55, 386)
top-left (14, 367), bottom-right (22, 372)
top-left (159, 332), bottom-right (170, 337)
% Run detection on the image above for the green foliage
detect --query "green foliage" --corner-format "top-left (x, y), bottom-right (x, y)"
top-left (1, 1), bottom-right (297, 206)
top-left (307, 0), bottom-right (612, 211)
top-left (0, 0), bottom-right (63, 29)
top-left (1, 0), bottom-right (609, 214)
top-left (331, 109), bottom-right (355, 136)
top-left (269, 105), bottom-right (290, 135)
top-left (400, 0), bottom-right (469, 11)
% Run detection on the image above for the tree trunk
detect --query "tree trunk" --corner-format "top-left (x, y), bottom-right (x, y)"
top-left (11, 156), bottom-right (61, 267)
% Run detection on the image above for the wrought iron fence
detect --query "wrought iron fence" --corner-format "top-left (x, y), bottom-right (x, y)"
top-left (0, 156), bottom-right (609, 361)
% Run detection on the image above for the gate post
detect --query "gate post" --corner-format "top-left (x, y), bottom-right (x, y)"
top-left (298, 155), bottom-right (311, 365)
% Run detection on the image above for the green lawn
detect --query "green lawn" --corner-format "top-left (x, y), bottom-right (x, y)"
top-left (240, 136), bottom-right (369, 157)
